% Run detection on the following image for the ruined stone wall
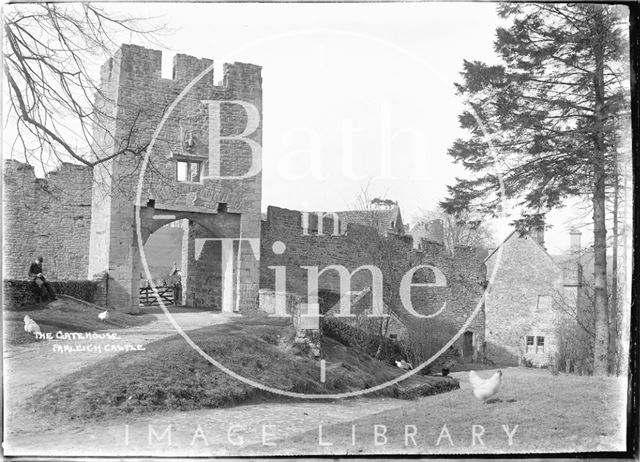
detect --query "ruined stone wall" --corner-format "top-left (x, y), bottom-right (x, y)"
top-left (89, 45), bottom-right (262, 309)
top-left (3, 160), bottom-right (93, 280)
top-left (260, 206), bottom-right (486, 357)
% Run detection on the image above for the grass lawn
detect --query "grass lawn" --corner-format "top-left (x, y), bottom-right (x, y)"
top-left (4, 297), bottom-right (155, 345)
top-left (271, 367), bottom-right (628, 454)
top-left (28, 313), bottom-right (458, 421)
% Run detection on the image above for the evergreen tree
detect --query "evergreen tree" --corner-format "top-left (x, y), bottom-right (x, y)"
top-left (441, 4), bottom-right (628, 375)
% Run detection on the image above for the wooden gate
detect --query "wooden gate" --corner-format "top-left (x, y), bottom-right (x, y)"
top-left (139, 286), bottom-right (174, 306)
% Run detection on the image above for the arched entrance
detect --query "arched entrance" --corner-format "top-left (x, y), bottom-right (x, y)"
top-left (131, 202), bottom-right (242, 313)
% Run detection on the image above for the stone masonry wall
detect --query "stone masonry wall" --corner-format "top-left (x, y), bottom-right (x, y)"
top-left (89, 45), bottom-right (262, 310)
top-left (260, 206), bottom-right (487, 358)
top-left (3, 160), bottom-right (93, 280)
top-left (484, 234), bottom-right (570, 366)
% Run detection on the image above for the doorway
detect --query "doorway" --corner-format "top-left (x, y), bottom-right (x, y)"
top-left (463, 331), bottom-right (474, 362)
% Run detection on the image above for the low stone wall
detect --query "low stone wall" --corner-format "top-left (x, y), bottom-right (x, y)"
top-left (3, 279), bottom-right (99, 310)
top-left (258, 289), bottom-right (321, 357)
top-left (258, 288), bottom-right (300, 315)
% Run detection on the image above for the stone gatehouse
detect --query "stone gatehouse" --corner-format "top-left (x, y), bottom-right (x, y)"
top-left (3, 45), bottom-right (488, 361)
top-left (5, 44), bottom-right (262, 313)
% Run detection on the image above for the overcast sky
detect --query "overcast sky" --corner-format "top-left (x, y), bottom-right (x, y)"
top-left (16, 2), bottom-right (598, 253)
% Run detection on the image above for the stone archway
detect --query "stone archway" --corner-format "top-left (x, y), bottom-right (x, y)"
top-left (131, 202), bottom-right (242, 313)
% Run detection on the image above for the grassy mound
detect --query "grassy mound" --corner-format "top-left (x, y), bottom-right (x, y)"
top-left (29, 314), bottom-right (458, 421)
top-left (4, 297), bottom-right (155, 345)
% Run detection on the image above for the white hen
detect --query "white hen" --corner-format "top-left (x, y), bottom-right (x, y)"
top-left (98, 310), bottom-right (110, 322)
top-left (395, 360), bottom-right (413, 370)
top-left (469, 370), bottom-right (502, 403)
top-left (23, 315), bottom-right (41, 335)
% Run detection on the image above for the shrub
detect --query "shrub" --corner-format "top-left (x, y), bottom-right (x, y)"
top-left (3, 279), bottom-right (98, 310)
top-left (521, 357), bottom-right (534, 368)
top-left (553, 321), bottom-right (594, 375)
top-left (321, 317), bottom-right (401, 361)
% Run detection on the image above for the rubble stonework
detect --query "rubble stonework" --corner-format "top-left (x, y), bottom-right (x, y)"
top-left (3, 160), bottom-right (93, 280)
top-left (484, 231), bottom-right (579, 366)
top-left (87, 44), bottom-right (262, 311)
top-left (260, 206), bottom-right (487, 359)
top-left (3, 45), bottom-right (486, 358)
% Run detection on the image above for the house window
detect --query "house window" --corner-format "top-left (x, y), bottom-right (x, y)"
top-left (536, 336), bottom-right (545, 353)
top-left (536, 295), bottom-right (552, 311)
top-left (526, 336), bottom-right (535, 353)
top-left (389, 334), bottom-right (397, 340)
top-left (176, 160), bottom-right (202, 183)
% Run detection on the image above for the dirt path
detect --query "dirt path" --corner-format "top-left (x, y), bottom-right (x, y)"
top-left (4, 309), bottom-right (464, 457)
top-left (4, 309), bottom-right (237, 436)
top-left (4, 308), bottom-right (438, 457)
top-left (5, 396), bottom-right (411, 457)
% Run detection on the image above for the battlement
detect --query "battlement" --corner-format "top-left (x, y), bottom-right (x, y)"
top-left (264, 205), bottom-right (381, 241)
top-left (100, 44), bottom-right (262, 93)
top-left (4, 160), bottom-right (92, 184)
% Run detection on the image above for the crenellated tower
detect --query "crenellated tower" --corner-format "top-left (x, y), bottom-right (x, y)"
top-left (88, 44), bottom-right (262, 312)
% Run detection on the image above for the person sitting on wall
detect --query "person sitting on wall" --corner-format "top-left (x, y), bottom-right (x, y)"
top-left (28, 256), bottom-right (57, 301)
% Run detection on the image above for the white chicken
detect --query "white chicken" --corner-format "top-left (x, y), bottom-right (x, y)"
top-left (23, 315), bottom-right (41, 335)
top-left (469, 370), bottom-right (502, 403)
top-left (98, 310), bottom-right (110, 322)
top-left (395, 359), bottom-right (413, 370)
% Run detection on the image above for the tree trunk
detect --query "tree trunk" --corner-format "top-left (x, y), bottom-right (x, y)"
top-left (591, 11), bottom-right (610, 376)
top-left (375, 316), bottom-right (391, 359)
top-left (610, 158), bottom-right (619, 374)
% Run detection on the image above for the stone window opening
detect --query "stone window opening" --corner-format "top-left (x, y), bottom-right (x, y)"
top-left (526, 335), bottom-right (535, 353)
top-left (526, 335), bottom-right (545, 354)
top-left (536, 294), bottom-right (552, 312)
top-left (176, 160), bottom-right (202, 183)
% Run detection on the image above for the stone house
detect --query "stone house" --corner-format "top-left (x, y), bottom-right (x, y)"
top-left (484, 226), bottom-right (582, 366)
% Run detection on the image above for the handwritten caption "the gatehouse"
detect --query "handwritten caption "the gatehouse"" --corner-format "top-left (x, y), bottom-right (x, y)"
top-left (34, 331), bottom-right (146, 353)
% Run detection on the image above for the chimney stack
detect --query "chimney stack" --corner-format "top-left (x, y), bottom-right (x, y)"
top-left (531, 223), bottom-right (545, 249)
top-left (428, 219), bottom-right (444, 244)
top-left (569, 229), bottom-right (582, 255)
